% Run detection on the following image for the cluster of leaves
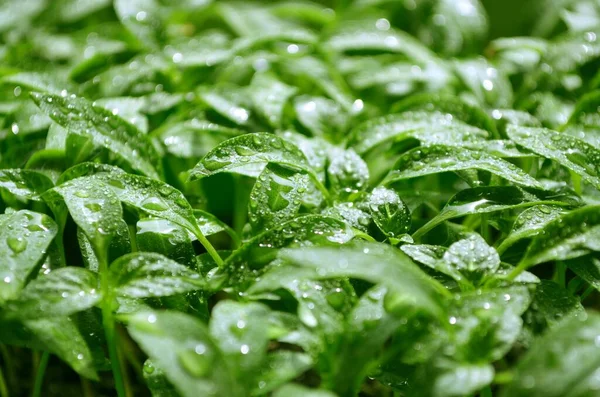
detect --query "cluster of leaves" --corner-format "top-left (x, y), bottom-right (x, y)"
top-left (1, 0), bottom-right (600, 396)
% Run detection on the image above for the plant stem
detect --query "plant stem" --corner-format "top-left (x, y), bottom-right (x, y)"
top-left (195, 230), bottom-right (223, 267)
top-left (480, 386), bottom-right (493, 397)
top-left (233, 175), bottom-right (249, 237)
top-left (31, 351), bottom-right (49, 397)
top-left (506, 259), bottom-right (528, 281)
top-left (80, 377), bottom-right (94, 397)
top-left (98, 249), bottom-right (126, 397)
top-left (553, 261), bottom-right (566, 288)
top-left (0, 364), bottom-right (8, 397)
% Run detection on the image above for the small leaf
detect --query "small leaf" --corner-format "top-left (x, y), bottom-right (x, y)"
top-left (114, 0), bottom-right (163, 50)
top-left (248, 163), bottom-right (321, 232)
top-left (254, 351), bottom-right (312, 395)
top-left (368, 187), bottom-right (411, 237)
top-left (143, 359), bottom-right (179, 397)
top-left (443, 234), bottom-right (500, 285)
top-left (500, 313), bottom-right (600, 397)
top-left (136, 218), bottom-right (197, 270)
top-left (327, 147), bottom-right (369, 199)
top-left (520, 205), bottom-right (600, 268)
top-left (43, 176), bottom-right (124, 258)
top-left (527, 280), bottom-right (585, 329)
top-left (349, 111), bottom-right (489, 155)
top-left (0, 169), bottom-right (53, 201)
top-left (0, 210), bottom-right (58, 302)
top-left (30, 92), bottom-right (161, 178)
top-left (248, 73), bottom-right (297, 128)
top-left (188, 133), bottom-right (311, 180)
top-left (507, 124), bottom-right (600, 189)
top-left (497, 205), bottom-right (566, 254)
top-left (209, 301), bottom-right (271, 384)
top-left (413, 187), bottom-right (570, 239)
top-left (280, 240), bottom-right (449, 318)
top-left (124, 311), bottom-right (238, 397)
top-left (382, 145), bottom-right (541, 188)
top-left (110, 252), bottom-right (204, 299)
top-left (5, 268), bottom-right (101, 319)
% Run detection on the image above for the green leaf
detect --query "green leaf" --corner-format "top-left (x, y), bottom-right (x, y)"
top-left (188, 133), bottom-right (311, 180)
top-left (327, 147), bottom-right (369, 200)
top-left (143, 359), bottom-right (179, 397)
top-left (254, 351), bottom-right (312, 395)
top-left (110, 252), bottom-right (204, 299)
top-left (497, 205), bottom-right (566, 254)
top-left (30, 92), bottom-right (161, 178)
top-left (279, 240), bottom-right (450, 318)
top-left (519, 205), bottom-right (600, 268)
top-left (5, 268), bottom-right (100, 319)
top-left (349, 111), bottom-right (489, 155)
top-left (507, 125), bottom-right (600, 189)
top-left (413, 187), bottom-right (571, 239)
top-left (124, 310), bottom-right (239, 397)
top-left (248, 163), bottom-right (321, 232)
top-left (136, 218), bottom-right (197, 269)
top-left (114, 0), bottom-right (163, 50)
top-left (248, 72), bottom-right (297, 128)
top-left (443, 234), bottom-right (500, 285)
top-left (382, 145), bottom-right (541, 188)
top-left (368, 186), bottom-right (411, 238)
top-left (500, 313), bottom-right (600, 397)
top-left (527, 280), bottom-right (585, 329)
top-left (294, 96), bottom-right (348, 139)
top-left (209, 301), bottom-right (271, 384)
top-left (43, 176), bottom-right (124, 257)
top-left (0, 210), bottom-right (58, 302)
top-left (0, 169), bottom-right (53, 201)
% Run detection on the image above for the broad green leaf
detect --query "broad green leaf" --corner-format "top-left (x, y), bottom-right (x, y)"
top-left (91, 173), bottom-right (203, 240)
top-left (248, 73), bottom-right (297, 128)
top-left (391, 93), bottom-right (498, 135)
top-left (565, 257), bottom-right (600, 292)
top-left (382, 145), bottom-right (541, 188)
top-left (519, 205), bottom-right (600, 268)
top-left (42, 176), bottom-right (124, 258)
top-left (56, 162), bottom-right (125, 184)
top-left (527, 280), bottom-right (585, 329)
top-left (188, 133), bottom-right (311, 180)
top-left (497, 205), bottom-right (566, 254)
top-left (368, 187), bottom-right (411, 238)
top-left (413, 187), bottom-right (571, 239)
top-left (159, 119), bottom-right (244, 159)
top-left (453, 59), bottom-right (513, 107)
top-left (412, 359), bottom-right (495, 397)
top-left (30, 92), bottom-right (161, 179)
top-left (507, 125), bottom-right (600, 189)
top-left (327, 147), bottom-right (369, 199)
top-left (326, 22), bottom-right (438, 63)
top-left (500, 313), bottom-right (600, 397)
top-left (294, 96), bottom-right (348, 139)
top-left (248, 163), bottom-right (321, 232)
top-left (24, 316), bottom-right (99, 380)
top-left (143, 359), bottom-right (179, 397)
top-left (254, 351), bottom-right (312, 395)
top-left (114, 0), bottom-right (163, 50)
top-left (349, 111), bottom-right (489, 155)
top-left (443, 234), bottom-right (500, 285)
top-left (449, 285), bottom-right (531, 362)
top-left (2, 72), bottom-right (75, 96)
top-left (419, 0), bottom-right (488, 56)
top-left (0, 210), bottom-right (58, 302)
top-left (137, 218), bottom-right (197, 269)
top-left (195, 209), bottom-right (239, 244)
top-left (4, 268), bottom-right (100, 319)
top-left (110, 252), bottom-right (204, 299)
top-left (0, 169), bottom-right (53, 201)
top-left (322, 202), bottom-right (371, 232)
top-left (124, 311), bottom-right (239, 397)
top-left (209, 301), bottom-right (271, 385)
top-left (197, 86), bottom-right (252, 126)
top-left (280, 240), bottom-right (450, 317)
top-left (94, 97), bottom-right (148, 133)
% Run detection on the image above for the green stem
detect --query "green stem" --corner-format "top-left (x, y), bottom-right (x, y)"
top-left (309, 172), bottom-right (332, 206)
top-left (571, 171), bottom-right (582, 196)
top-left (31, 351), bottom-right (49, 397)
top-left (480, 215), bottom-right (490, 243)
top-left (80, 377), bottom-right (94, 397)
top-left (494, 370), bottom-right (514, 384)
top-left (233, 175), bottom-right (249, 237)
top-left (0, 364), bottom-right (8, 397)
top-left (581, 285), bottom-right (595, 301)
top-left (506, 259), bottom-right (528, 281)
top-left (195, 230), bottom-right (223, 267)
top-left (554, 261), bottom-right (566, 288)
top-left (98, 250), bottom-right (126, 397)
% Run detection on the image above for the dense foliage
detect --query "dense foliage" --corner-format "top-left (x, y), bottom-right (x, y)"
top-left (1, 0), bottom-right (600, 396)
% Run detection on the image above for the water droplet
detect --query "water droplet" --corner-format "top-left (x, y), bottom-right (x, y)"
top-left (7, 237), bottom-right (27, 254)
